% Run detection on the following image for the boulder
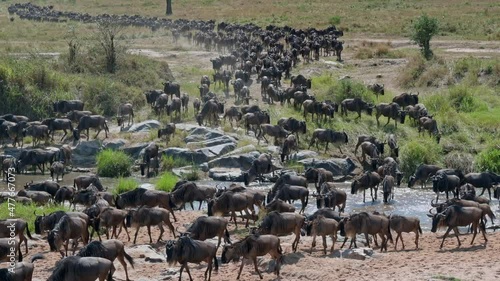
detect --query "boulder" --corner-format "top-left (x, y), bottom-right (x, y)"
top-left (127, 120), bottom-right (161, 132)
top-left (184, 127), bottom-right (224, 143)
top-left (2, 147), bottom-right (22, 159)
top-left (208, 168), bottom-right (244, 182)
top-left (341, 248), bottom-right (374, 260)
top-left (299, 157), bottom-right (356, 176)
top-left (224, 145), bottom-right (256, 156)
top-left (162, 148), bottom-right (209, 165)
top-left (199, 143), bottom-right (237, 158)
top-left (173, 123), bottom-right (199, 131)
top-left (207, 151), bottom-right (261, 170)
top-left (126, 244), bottom-right (166, 263)
top-left (288, 150), bottom-right (318, 161)
top-left (103, 139), bottom-right (127, 150)
top-left (121, 142), bottom-right (150, 159)
top-left (72, 140), bottom-right (103, 167)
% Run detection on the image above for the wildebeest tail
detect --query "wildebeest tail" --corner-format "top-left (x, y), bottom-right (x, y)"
top-left (480, 216), bottom-right (486, 233)
top-left (30, 253), bottom-right (45, 263)
top-left (304, 190), bottom-right (309, 207)
top-left (124, 249), bottom-right (135, 268)
top-left (26, 223), bottom-right (33, 239)
top-left (277, 242), bottom-right (285, 264)
top-left (213, 253), bottom-right (219, 271)
top-left (224, 228), bottom-right (231, 244)
top-left (18, 245), bottom-right (22, 262)
top-left (418, 222), bottom-right (423, 234)
top-left (386, 220), bottom-right (393, 243)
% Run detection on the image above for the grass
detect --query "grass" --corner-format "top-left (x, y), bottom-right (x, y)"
top-left (0, 203), bottom-right (70, 232)
top-left (155, 171), bottom-right (178, 192)
top-left (161, 155), bottom-right (191, 172)
top-left (113, 177), bottom-right (139, 195)
top-left (96, 149), bottom-right (133, 178)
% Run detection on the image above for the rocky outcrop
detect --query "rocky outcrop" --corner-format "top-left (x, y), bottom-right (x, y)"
top-left (72, 140), bottom-right (103, 167)
top-left (127, 120), bottom-right (162, 132)
top-left (300, 158), bottom-right (356, 176)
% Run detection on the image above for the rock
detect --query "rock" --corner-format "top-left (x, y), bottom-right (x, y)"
top-left (199, 163), bottom-right (209, 172)
top-left (2, 147), bottom-right (22, 159)
top-left (103, 139), bottom-right (127, 150)
top-left (174, 123), bottom-right (199, 131)
top-left (162, 147), bottom-right (209, 165)
top-left (72, 140), bottom-right (103, 167)
top-left (299, 157), bottom-right (356, 176)
top-left (126, 244), bottom-right (166, 263)
top-left (127, 120), bottom-right (161, 132)
top-left (207, 151), bottom-right (261, 170)
top-left (288, 150), bottom-right (318, 161)
top-left (199, 142), bottom-right (237, 157)
top-left (208, 168), bottom-right (244, 182)
top-left (224, 145), bottom-right (256, 156)
top-left (184, 127), bottom-right (224, 143)
top-left (139, 183), bottom-right (155, 190)
top-left (341, 248), bottom-right (373, 260)
top-left (121, 142), bottom-right (150, 159)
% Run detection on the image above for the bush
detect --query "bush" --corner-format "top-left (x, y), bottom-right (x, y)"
top-left (181, 166), bottom-right (201, 181)
top-left (113, 178), bottom-right (138, 195)
top-left (161, 155), bottom-right (190, 172)
top-left (96, 150), bottom-right (132, 178)
top-left (444, 151), bottom-right (474, 174)
top-left (329, 16), bottom-right (341, 25)
top-left (410, 14), bottom-right (439, 60)
top-left (400, 139), bottom-right (442, 177)
top-left (475, 146), bottom-right (500, 174)
top-left (327, 79), bottom-right (375, 104)
top-left (156, 172), bottom-right (178, 192)
top-left (0, 203), bottom-right (69, 232)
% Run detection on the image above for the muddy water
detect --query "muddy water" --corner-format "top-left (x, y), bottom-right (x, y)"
top-left (4, 173), bottom-right (499, 231)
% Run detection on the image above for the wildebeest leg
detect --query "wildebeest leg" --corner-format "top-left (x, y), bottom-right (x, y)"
top-left (94, 128), bottom-right (102, 139)
top-left (330, 234), bottom-right (337, 253)
top-left (86, 128), bottom-right (90, 141)
top-left (394, 233), bottom-right (401, 250)
top-left (385, 116), bottom-right (391, 127)
top-left (157, 224), bottom-right (164, 242)
top-left (363, 188), bottom-right (366, 203)
top-left (439, 227), bottom-right (453, 249)
top-left (364, 233), bottom-right (371, 248)
top-left (190, 201), bottom-right (195, 210)
top-left (322, 235), bottom-right (328, 255)
top-left (324, 142), bottom-right (329, 153)
top-left (178, 264), bottom-right (185, 281)
top-left (106, 227), bottom-right (110, 240)
top-left (61, 129), bottom-right (67, 141)
top-left (184, 263), bottom-right (194, 281)
top-left (292, 230), bottom-right (300, 252)
top-left (310, 234), bottom-right (317, 254)
top-left (237, 258), bottom-right (245, 279)
top-left (198, 200), bottom-right (203, 210)
top-left (370, 187), bottom-right (374, 201)
top-left (123, 221), bottom-right (131, 241)
top-left (116, 251), bottom-right (131, 281)
top-left (470, 222), bottom-right (479, 245)
top-left (146, 225), bottom-right (153, 243)
top-left (133, 227), bottom-right (140, 244)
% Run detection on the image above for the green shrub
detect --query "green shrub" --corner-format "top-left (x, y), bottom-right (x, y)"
top-left (156, 172), bottom-right (178, 192)
top-left (161, 155), bottom-right (190, 172)
top-left (475, 146), bottom-right (500, 174)
top-left (96, 149), bottom-right (132, 178)
top-left (329, 16), bottom-right (341, 25)
top-left (113, 178), bottom-right (139, 195)
top-left (0, 203), bottom-right (69, 232)
top-left (400, 139), bottom-right (442, 176)
top-left (327, 79), bottom-right (375, 104)
top-left (181, 166), bottom-right (201, 181)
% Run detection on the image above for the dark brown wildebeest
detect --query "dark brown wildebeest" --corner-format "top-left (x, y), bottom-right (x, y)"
top-left (464, 172), bottom-right (500, 200)
top-left (41, 118), bottom-right (74, 141)
top-left (359, 141), bottom-right (380, 163)
top-left (223, 105), bottom-right (242, 127)
top-left (431, 198), bottom-right (496, 227)
top-left (50, 161), bottom-right (65, 182)
top-left (272, 173), bottom-right (308, 190)
top-left (242, 111), bottom-right (270, 136)
top-left (207, 190), bottom-right (253, 229)
top-left (17, 149), bottom-right (57, 175)
top-left (351, 171), bottom-right (382, 202)
top-left (0, 238), bottom-right (22, 262)
top-left (66, 110), bottom-right (92, 123)
top-left (302, 99), bottom-right (320, 121)
top-left (140, 142), bottom-right (159, 178)
top-left (154, 93), bottom-right (169, 115)
top-left (432, 173), bottom-right (461, 202)
top-left (242, 153), bottom-right (274, 186)
top-left (0, 253), bottom-right (43, 281)
top-left (200, 75), bottom-right (211, 89)
top-left (34, 210), bottom-right (89, 235)
top-left (308, 129), bottom-right (348, 154)
top-left (3, 120), bottom-right (27, 148)
top-left (0, 219), bottom-right (32, 254)
top-left (257, 211), bottom-right (305, 252)
top-left (290, 74), bottom-right (312, 89)
top-left (169, 181), bottom-right (217, 210)
top-left (315, 182), bottom-right (347, 212)
top-left (48, 215), bottom-right (89, 257)
top-left (367, 83), bottom-right (384, 99)
top-left (304, 167), bottom-right (334, 192)
top-left (116, 103), bottom-right (134, 128)
top-left (265, 198), bottom-right (296, 213)
top-left (268, 184), bottom-right (309, 214)
top-left (158, 123), bottom-right (176, 144)
top-left (406, 103), bottom-right (428, 124)
top-left (221, 234), bottom-right (283, 280)
top-left (184, 216), bottom-right (231, 249)
top-left (389, 214), bottom-right (422, 250)
top-left (24, 124), bottom-right (49, 146)
top-left (163, 81), bottom-right (181, 98)
top-left (166, 235), bottom-right (218, 281)
top-left (308, 215), bottom-right (339, 254)
top-left (167, 97), bottom-right (182, 120)
top-left (427, 205), bottom-right (487, 249)
top-left (193, 98), bottom-right (201, 115)
top-left (24, 180), bottom-right (60, 196)
top-left (47, 256), bottom-right (115, 281)
top-left (339, 212), bottom-right (393, 252)
top-left (144, 89), bottom-right (164, 108)
top-left (387, 134), bottom-right (399, 158)
top-left (393, 92), bottom-right (419, 107)
top-left (115, 188), bottom-right (178, 222)
top-left (354, 134), bottom-right (385, 156)
top-left (341, 98), bottom-right (373, 119)
top-left (73, 115), bottom-right (109, 141)
top-left (280, 134), bottom-right (298, 162)
top-left (197, 99), bottom-right (221, 127)
top-left (418, 116), bottom-right (441, 143)
top-left (241, 104), bottom-right (262, 114)
top-left (70, 188), bottom-right (98, 210)
top-left (277, 117), bottom-right (307, 142)
top-left (53, 100), bottom-right (84, 114)
top-left (94, 207), bottom-right (130, 241)
top-left (73, 174), bottom-right (104, 191)
top-left (126, 206), bottom-right (176, 244)
top-left (56, 144), bottom-right (72, 169)
top-left (408, 164), bottom-right (442, 188)
top-left (76, 239), bottom-right (134, 281)
top-left (181, 93), bottom-right (190, 113)
top-left (375, 102), bottom-right (406, 128)
top-left (281, 85), bottom-right (307, 105)
top-left (258, 124), bottom-right (289, 145)
top-left (382, 175), bottom-right (395, 203)
top-left (293, 91), bottom-right (315, 110)
top-left (54, 186), bottom-right (75, 205)
top-left (17, 190), bottom-right (51, 205)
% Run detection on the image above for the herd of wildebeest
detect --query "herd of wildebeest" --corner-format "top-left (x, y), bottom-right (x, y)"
top-left (1, 2), bottom-right (500, 281)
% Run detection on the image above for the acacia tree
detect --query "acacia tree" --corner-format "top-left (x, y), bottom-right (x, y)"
top-left (166, 0), bottom-right (172, 15)
top-left (97, 21), bottom-right (124, 73)
top-left (410, 14), bottom-right (439, 60)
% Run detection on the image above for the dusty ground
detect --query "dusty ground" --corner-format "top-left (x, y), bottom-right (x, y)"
top-left (4, 208), bottom-right (500, 281)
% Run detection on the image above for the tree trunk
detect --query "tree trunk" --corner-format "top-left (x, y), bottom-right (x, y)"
top-left (166, 0), bottom-right (172, 15)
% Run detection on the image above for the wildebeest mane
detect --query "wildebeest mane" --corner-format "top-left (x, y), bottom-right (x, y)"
top-left (76, 240), bottom-right (107, 258)
top-left (35, 210), bottom-right (65, 234)
top-left (49, 256), bottom-right (79, 281)
top-left (116, 188), bottom-right (147, 209)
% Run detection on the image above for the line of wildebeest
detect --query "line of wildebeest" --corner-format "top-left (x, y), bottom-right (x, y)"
top-left (2, 2), bottom-right (500, 281)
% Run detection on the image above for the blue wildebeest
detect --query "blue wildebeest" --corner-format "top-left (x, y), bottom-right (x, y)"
top-left (0, 219), bottom-right (32, 254)
top-left (464, 172), bottom-right (500, 200)
top-left (53, 100), bottom-right (84, 114)
top-left (0, 253), bottom-right (43, 281)
top-left (126, 206), bottom-right (176, 244)
top-left (257, 211), bottom-right (305, 252)
top-left (308, 215), bottom-right (339, 255)
top-left (375, 102), bottom-right (406, 128)
top-left (47, 255), bottom-right (114, 281)
top-left (351, 171), bottom-right (381, 203)
top-left (183, 216), bottom-right (231, 249)
top-left (73, 115), bottom-right (109, 141)
top-left (48, 215), bottom-right (89, 257)
top-left (308, 129), bottom-right (348, 154)
top-left (388, 215), bottom-right (422, 250)
top-left (115, 188), bottom-right (177, 222)
top-left (339, 212), bottom-right (393, 252)
top-left (408, 164), bottom-right (442, 188)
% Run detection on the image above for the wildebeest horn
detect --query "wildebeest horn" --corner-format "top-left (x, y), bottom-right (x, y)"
top-left (430, 199), bottom-right (440, 207)
top-left (428, 208), bottom-right (436, 215)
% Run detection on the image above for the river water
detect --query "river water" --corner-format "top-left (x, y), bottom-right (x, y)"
top-left (3, 172), bottom-right (499, 231)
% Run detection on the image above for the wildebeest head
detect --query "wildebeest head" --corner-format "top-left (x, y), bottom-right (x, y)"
top-left (365, 104), bottom-right (374, 116)
top-left (221, 244), bottom-right (240, 263)
top-left (34, 212), bottom-right (45, 234)
top-left (125, 209), bottom-right (136, 228)
top-left (72, 128), bottom-right (80, 140)
top-left (398, 110), bottom-right (407, 124)
top-left (117, 116), bottom-right (124, 126)
top-left (427, 208), bottom-right (446, 233)
top-left (47, 230), bottom-right (62, 252)
top-left (165, 240), bottom-right (177, 265)
top-left (351, 180), bottom-right (360, 195)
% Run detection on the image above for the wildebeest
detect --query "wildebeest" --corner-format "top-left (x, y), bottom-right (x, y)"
top-left (290, 74), bottom-right (312, 89)
top-left (196, 99), bottom-right (221, 127)
top-left (139, 142), bottom-right (159, 178)
top-left (389, 215), bottom-right (422, 250)
top-left (167, 97), bottom-right (182, 120)
top-left (304, 167), bottom-right (334, 192)
top-left (46, 256), bottom-right (114, 281)
top-left (308, 129), bottom-right (348, 154)
top-left (158, 123), bottom-right (176, 144)
top-left (277, 117), bottom-right (307, 142)
top-left (53, 100), bottom-right (84, 114)
top-left (154, 93), bottom-right (169, 115)
top-left (0, 238), bottom-right (22, 262)
top-left (464, 172), bottom-right (500, 200)
top-left (265, 198), bottom-right (296, 213)
top-left (387, 133), bottom-right (399, 158)
top-left (116, 103), bottom-right (134, 128)
top-left (24, 124), bottom-right (49, 146)
top-left (432, 173), bottom-right (461, 202)
top-left (408, 164), bottom-right (442, 188)
top-left (340, 98), bottom-right (373, 118)
top-left (34, 211), bottom-right (89, 236)
top-left (66, 110), bottom-right (93, 123)
top-left (280, 134), bottom-right (298, 162)
top-left (359, 141), bottom-right (380, 163)
top-left (242, 111), bottom-right (270, 136)
top-left (41, 118), bottom-right (74, 141)
top-left (184, 216), bottom-right (231, 249)
top-left (166, 235), bottom-right (218, 281)
top-left (73, 115), bottom-right (109, 141)
top-left (193, 98), bottom-right (201, 115)
top-left (382, 175), bottom-right (395, 203)
top-left (308, 215), bottom-right (339, 254)
top-left (431, 198), bottom-right (496, 226)
top-left (221, 234), bottom-right (283, 280)
top-left (418, 116), bottom-right (441, 143)
top-left (115, 188), bottom-right (178, 222)
top-left (207, 190), bottom-right (253, 229)
top-left (50, 161), bottom-right (65, 182)
top-left (48, 215), bottom-right (89, 257)
top-left (17, 149), bottom-right (57, 175)
top-left (367, 83), bottom-right (384, 99)
top-left (17, 190), bottom-right (52, 205)
top-left (94, 207), bottom-right (130, 241)
top-left (315, 182), bottom-right (347, 212)
top-left (351, 171), bottom-right (382, 202)
top-left (339, 212), bottom-right (393, 252)
top-left (0, 253), bottom-right (43, 281)
top-left (0, 219), bottom-right (32, 254)
top-left (76, 239), bottom-right (134, 281)
top-left (70, 187), bottom-right (98, 210)
top-left (181, 93), bottom-right (190, 112)
top-left (268, 184), bottom-right (309, 214)
top-left (375, 102), bottom-right (406, 128)
top-left (73, 174), bottom-right (104, 191)
top-left (257, 211), bottom-right (305, 252)
top-left (54, 186), bottom-right (75, 205)
top-left (170, 181), bottom-right (216, 210)
top-left (392, 92), bottom-right (419, 107)
top-left (222, 106), bottom-right (242, 127)
top-left (163, 81), bottom-right (181, 98)
top-left (242, 153), bottom-right (274, 186)
top-left (427, 205), bottom-right (487, 249)
top-left (126, 206), bottom-right (176, 244)
top-left (406, 103), bottom-right (428, 124)
top-left (258, 124), bottom-right (289, 145)
top-left (144, 89), bottom-right (164, 108)
top-left (354, 134), bottom-right (385, 157)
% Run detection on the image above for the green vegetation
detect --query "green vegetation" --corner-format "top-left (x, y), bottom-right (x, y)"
top-left (155, 172), bottom-right (178, 192)
top-left (400, 139), bottom-right (443, 177)
top-left (0, 203), bottom-right (70, 232)
top-left (161, 155), bottom-right (190, 172)
top-left (475, 145), bottom-right (500, 174)
top-left (181, 165), bottom-right (201, 181)
top-left (96, 149), bottom-right (133, 178)
top-left (113, 177), bottom-right (139, 195)
top-left (410, 14), bottom-right (439, 59)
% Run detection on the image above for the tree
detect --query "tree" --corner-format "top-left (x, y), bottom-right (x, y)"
top-left (166, 0), bottom-right (172, 15)
top-left (410, 14), bottom-right (439, 60)
top-left (97, 21), bottom-right (123, 73)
